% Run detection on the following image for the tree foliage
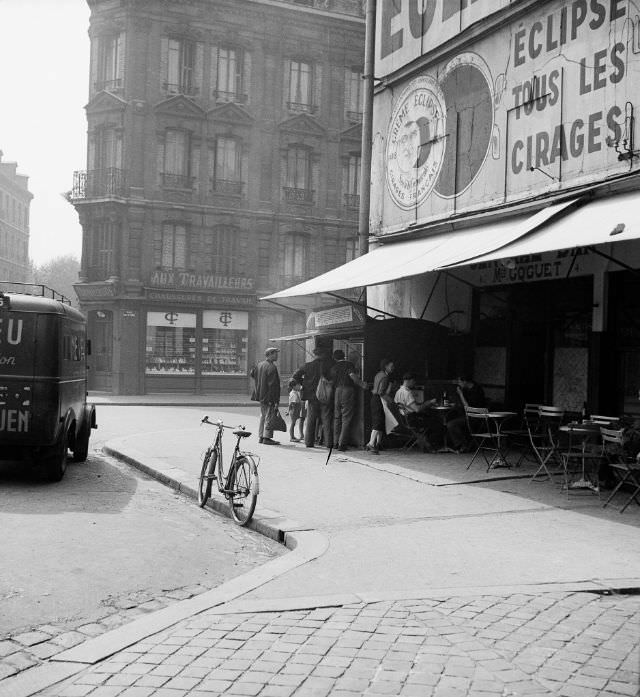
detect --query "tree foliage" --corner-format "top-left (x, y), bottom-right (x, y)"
top-left (31, 255), bottom-right (80, 307)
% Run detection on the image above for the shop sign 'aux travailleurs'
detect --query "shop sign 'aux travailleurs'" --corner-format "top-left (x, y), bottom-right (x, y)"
top-left (372, 0), bottom-right (638, 234)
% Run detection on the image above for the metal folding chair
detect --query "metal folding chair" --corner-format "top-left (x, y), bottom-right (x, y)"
top-left (465, 406), bottom-right (509, 472)
top-left (502, 403), bottom-right (541, 467)
top-left (601, 427), bottom-right (640, 513)
top-left (394, 403), bottom-right (432, 452)
top-left (529, 406), bottom-right (564, 482)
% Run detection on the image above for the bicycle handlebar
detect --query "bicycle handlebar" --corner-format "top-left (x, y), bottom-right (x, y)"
top-left (201, 415), bottom-right (247, 431)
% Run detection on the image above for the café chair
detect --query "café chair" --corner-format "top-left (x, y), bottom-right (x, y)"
top-left (502, 403), bottom-right (541, 467)
top-left (589, 414), bottom-right (621, 427)
top-left (529, 405), bottom-right (564, 482)
top-left (465, 406), bottom-right (509, 472)
top-left (394, 403), bottom-right (432, 452)
top-left (601, 427), bottom-right (640, 513)
top-left (559, 420), bottom-right (602, 496)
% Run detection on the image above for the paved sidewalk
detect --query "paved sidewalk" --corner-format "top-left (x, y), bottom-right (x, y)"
top-left (4, 404), bottom-right (640, 696)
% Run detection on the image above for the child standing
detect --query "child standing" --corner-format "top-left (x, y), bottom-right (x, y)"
top-left (287, 379), bottom-right (303, 443)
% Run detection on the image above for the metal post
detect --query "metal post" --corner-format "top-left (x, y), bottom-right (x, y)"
top-left (359, 0), bottom-right (376, 259)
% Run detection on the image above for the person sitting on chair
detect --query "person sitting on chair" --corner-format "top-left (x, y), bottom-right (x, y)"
top-left (394, 373), bottom-right (443, 449)
top-left (446, 375), bottom-right (487, 452)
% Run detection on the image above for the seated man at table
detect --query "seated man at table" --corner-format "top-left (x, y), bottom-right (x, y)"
top-left (394, 373), bottom-right (444, 448)
top-left (446, 375), bottom-right (487, 452)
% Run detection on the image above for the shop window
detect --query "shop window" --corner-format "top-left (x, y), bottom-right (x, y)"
top-left (208, 225), bottom-right (239, 275)
top-left (145, 311), bottom-right (196, 374)
top-left (160, 223), bottom-right (188, 270)
top-left (201, 310), bottom-right (248, 375)
top-left (282, 234), bottom-right (307, 285)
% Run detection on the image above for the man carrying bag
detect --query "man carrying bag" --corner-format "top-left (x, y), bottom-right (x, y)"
top-left (292, 347), bottom-right (335, 449)
top-left (252, 347), bottom-right (282, 445)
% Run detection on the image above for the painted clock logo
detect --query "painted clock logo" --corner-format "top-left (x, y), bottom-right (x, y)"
top-left (385, 75), bottom-right (446, 210)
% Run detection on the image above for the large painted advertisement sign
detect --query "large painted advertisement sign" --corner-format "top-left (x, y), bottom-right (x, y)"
top-left (372, 0), bottom-right (638, 234)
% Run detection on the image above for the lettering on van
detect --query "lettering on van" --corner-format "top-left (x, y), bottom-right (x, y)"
top-left (0, 409), bottom-right (30, 433)
top-left (0, 318), bottom-right (23, 345)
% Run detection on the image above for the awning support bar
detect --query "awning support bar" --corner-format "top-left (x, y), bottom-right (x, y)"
top-left (325, 291), bottom-right (400, 318)
top-left (420, 272), bottom-right (441, 319)
top-left (262, 299), bottom-right (307, 315)
top-left (590, 247), bottom-right (640, 277)
top-left (441, 271), bottom-right (509, 304)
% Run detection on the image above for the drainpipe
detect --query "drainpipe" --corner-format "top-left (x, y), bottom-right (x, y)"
top-left (358, 0), bottom-right (376, 258)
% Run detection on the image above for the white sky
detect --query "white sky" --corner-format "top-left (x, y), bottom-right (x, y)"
top-left (0, 0), bottom-right (90, 264)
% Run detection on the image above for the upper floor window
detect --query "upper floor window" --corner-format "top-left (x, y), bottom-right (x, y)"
top-left (161, 223), bottom-right (188, 269)
top-left (212, 47), bottom-right (249, 103)
top-left (161, 37), bottom-right (203, 96)
top-left (161, 130), bottom-right (192, 189)
top-left (286, 59), bottom-right (318, 113)
top-left (94, 33), bottom-right (124, 92)
top-left (345, 67), bottom-right (363, 121)
top-left (343, 153), bottom-right (361, 208)
top-left (91, 127), bottom-right (122, 170)
top-left (283, 146), bottom-right (314, 203)
top-left (212, 137), bottom-right (243, 195)
top-left (345, 237), bottom-right (359, 263)
top-left (92, 221), bottom-right (116, 275)
top-left (208, 225), bottom-right (239, 275)
top-left (283, 234), bottom-right (307, 284)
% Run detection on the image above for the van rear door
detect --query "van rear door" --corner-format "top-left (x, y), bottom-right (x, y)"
top-left (0, 299), bottom-right (33, 441)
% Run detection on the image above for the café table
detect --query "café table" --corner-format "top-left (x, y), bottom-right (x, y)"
top-left (485, 411), bottom-right (517, 468)
top-left (558, 422), bottom-right (602, 494)
top-left (429, 403), bottom-right (457, 453)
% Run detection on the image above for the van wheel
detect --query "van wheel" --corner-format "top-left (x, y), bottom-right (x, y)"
top-left (73, 419), bottom-right (91, 462)
top-left (45, 429), bottom-right (69, 482)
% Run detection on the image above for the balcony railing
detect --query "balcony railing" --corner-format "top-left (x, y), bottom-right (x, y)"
top-left (163, 82), bottom-right (199, 97)
top-left (344, 193), bottom-right (360, 208)
top-left (94, 78), bottom-right (123, 92)
top-left (161, 172), bottom-right (194, 189)
top-left (72, 169), bottom-right (128, 199)
top-left (283, 187), bottom-right (314, 203)
top-left (214, 90), bottom-right (248, 104)
top-left (287, 101), bottom-right (318, 114)
top-left (212, 179), bottom-right (244, 196)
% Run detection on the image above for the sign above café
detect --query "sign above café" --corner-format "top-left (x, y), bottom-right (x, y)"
top-left (148, 270), bottom-right (255, 293)
top-left (74, 283), bottom-right (117, 301)
top-left (372, 0), bottom-right (639, 235)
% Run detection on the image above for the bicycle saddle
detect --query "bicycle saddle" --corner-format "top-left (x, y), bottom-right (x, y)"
top-left (233, 429), bottom-right (251, 438)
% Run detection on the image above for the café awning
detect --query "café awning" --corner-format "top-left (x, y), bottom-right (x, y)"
top-left (261, 198), bottom-right (577, 300)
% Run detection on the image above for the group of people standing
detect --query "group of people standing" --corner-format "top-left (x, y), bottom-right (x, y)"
top-left (252, 345), bottom-right (486, 454)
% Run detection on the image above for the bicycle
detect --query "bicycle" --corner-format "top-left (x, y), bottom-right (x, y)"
top-left (197, 416), bottom-right (259, 526)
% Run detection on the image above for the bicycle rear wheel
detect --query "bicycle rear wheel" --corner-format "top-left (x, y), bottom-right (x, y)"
top-left (198, 447), bottom-right (217, 507)
top-left (227, 454), bottom-right (259, 526)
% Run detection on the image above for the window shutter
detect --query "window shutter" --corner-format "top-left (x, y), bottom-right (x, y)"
top-left (194, 42), bottom-right (204, 96)
top-left (313, 63), bottom-right (322, 110)
top-left (90, 38), bottom-right (99, 94)
top-left (210, 45), bottom-right (218, 96)
top-left (116, 32), bottom-right (125, 87)
top-left (191, 145), bottom-right (200, 193)
top-left (283, 59), bottom-right (291, 109)
top-left (157, 141), bottom-right (165, 187)
top-left (160, 37), bottom-right (169, 91)
top-left (242, 50), bottom-right (251, 103)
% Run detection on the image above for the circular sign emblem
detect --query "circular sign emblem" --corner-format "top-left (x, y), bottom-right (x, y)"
top-left (385, 76), bottom-right (446, 210)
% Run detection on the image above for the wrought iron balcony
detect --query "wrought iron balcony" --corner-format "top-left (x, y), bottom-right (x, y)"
top-left (283, 187), bottom-right (314, 203)
top-left (72, 169), bottom-right (128, 199)
top-left (344, 193), bottom-right (360, 208)
top-left (163, 82), bottom-right (199, 97)
top-left (287, 101), bottom-right (318, 114)
top-left (214, 90), bottom-right (248, 104)
top-left (212, 179), bottom-right (244, 196)
top-left (161, 172), bottom-right (194, 189)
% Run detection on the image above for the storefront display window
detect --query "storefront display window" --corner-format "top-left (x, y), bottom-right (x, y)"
top-left (201, 310), bottom-right (248, 375)
top-left (146, 311), bottom-right (196, 374)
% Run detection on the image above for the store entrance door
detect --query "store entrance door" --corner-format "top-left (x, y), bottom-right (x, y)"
top-left (89, 310), bottom-right (113, 391)
top-left (509, 304), bottom-right (550, 408)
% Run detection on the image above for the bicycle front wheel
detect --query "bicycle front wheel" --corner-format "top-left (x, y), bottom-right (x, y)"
top-left (198, 447), bottom-right (217, 507)
top-left (227, 454), bottom-right (259, 526)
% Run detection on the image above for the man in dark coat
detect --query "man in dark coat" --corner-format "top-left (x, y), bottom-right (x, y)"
top-left (253, 347), bottom-right (282, 445)
top-left (292, 347), bottom-right (335, 448)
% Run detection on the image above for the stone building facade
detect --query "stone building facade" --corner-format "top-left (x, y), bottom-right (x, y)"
top-left (71, 0), bottom-right (365, 394)
top-left (0, 151), bottom-right (32, 283)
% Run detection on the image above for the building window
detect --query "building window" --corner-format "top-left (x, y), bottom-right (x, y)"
top-left (212, 137), bottom-right (243, 195)
top-left (166, 38), bottom-right (196, 95)
top-left (287, 60), bottom-right (314, 111)
top-left (161, 223), bottom-right (187, 269)
top-left (95, 33), bottom-right (124, 92)
top-left (213, 47), bottom-right (247, 102)
top-left (201, 310), bottom-right (248, 375)
top-left (92, 221), bottom-right (116, 275)
top-left (162, 130), bottom-right (192, 189)
top-left (145, 311), bottom-right (196, 375)
top-left (283, 234), bottom-right (307, 284)
top-left (208, 225), bottom-right (239, 275)
top-left (284, 146), bottom-right (314, 203)
top-left (345, 67), bottom-right (363, 121)
top-left (343, 154), bottom-right (361, 208)
top-left (345, 237), bottom-right (359, 263)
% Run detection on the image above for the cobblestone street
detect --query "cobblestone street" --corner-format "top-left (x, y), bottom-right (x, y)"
top-left (38, 590), bottom-right (639, 697)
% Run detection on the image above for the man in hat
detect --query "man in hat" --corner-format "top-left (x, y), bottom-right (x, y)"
top-left (252, 347), bottom-right (282, 445)
top-left (292, 346), bottom-right (335, 448)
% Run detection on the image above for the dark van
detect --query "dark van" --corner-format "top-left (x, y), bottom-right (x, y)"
top-left (0, 285), bottom-right (97, 481)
